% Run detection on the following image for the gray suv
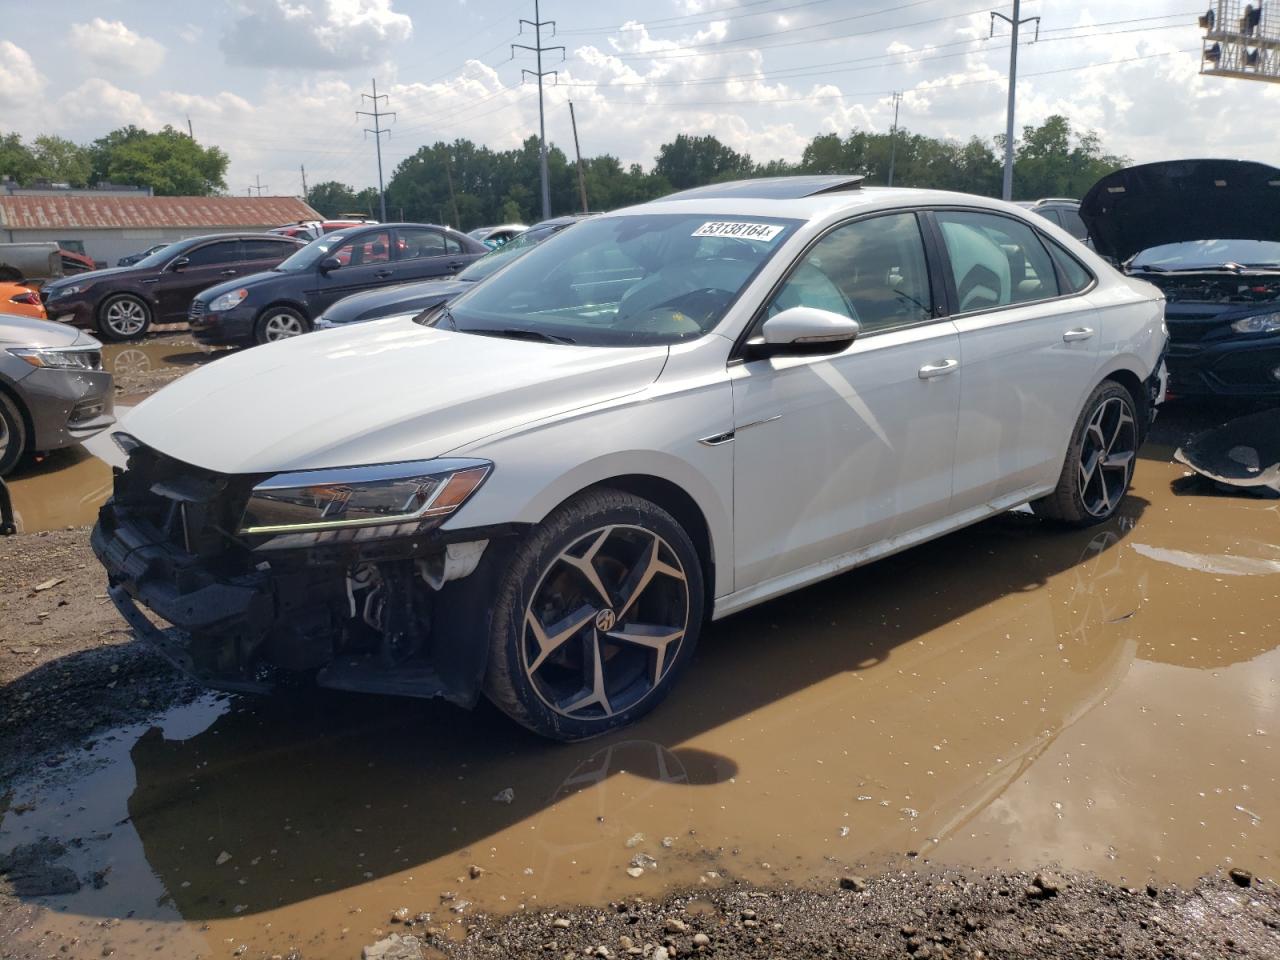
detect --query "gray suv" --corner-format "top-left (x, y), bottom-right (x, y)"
top-left (0, 313), bottom-right (114, 474)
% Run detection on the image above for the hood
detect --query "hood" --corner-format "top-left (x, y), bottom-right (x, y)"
top-left (195, 269), bottom-right (287, 304)
top-left (122, 316), bottom-right (669, 474)
top-left (1081, 159), bottom-right (1280, 264)
top-left (44, 265), bottom-right (137, 290)
top-left (323, 278), bottom-right (472, 324)
top-left (0, 312), bottom-right (97, 349)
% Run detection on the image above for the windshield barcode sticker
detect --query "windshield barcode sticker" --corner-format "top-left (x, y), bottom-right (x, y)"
top-left (692, 221), bottom-right (784, 242)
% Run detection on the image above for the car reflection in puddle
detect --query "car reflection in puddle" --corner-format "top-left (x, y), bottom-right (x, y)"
top-left (1, 442), bottom-right (1278, 960)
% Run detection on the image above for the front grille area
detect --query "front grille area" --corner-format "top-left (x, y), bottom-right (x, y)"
top-left (188, 300), bottom-right (207, 320)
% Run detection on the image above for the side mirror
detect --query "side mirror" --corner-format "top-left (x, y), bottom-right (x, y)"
top-left (169, 256), bottom-right (190, 272)
top-left (318, 256), bottom-right (342, 274)
top-left (747, 306), bottom-right (860, 360)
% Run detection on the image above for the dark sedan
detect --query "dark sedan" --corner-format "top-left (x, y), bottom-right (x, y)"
top-left (1081, 159), bottom-right (1280, 400)
top-left (40, 234), bottom-right (306, 342)
top-left (188, 223), bottom-right (487, 345)
top-left (313, 215), bottom-right (590, 330)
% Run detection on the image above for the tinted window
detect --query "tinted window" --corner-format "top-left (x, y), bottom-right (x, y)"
top-left (242, 239), bottom-right (297, 260)
top-left (1043, 236), bottom-right (1093, 294)
top-left (182, 240), bottom-right (242, 266)
top-left (1059, 208), bottom-right (1088, 240)
top-left (1036, 208), bottom-right (1064, 227)
top-left (765, 212), bottom-right (933, 335)
top-left (936, 210), bottom-right (1059, 312)
top-left (333, 230), bottom-right (391, 266)
top-left (396, 227), bottom-right (446, 260)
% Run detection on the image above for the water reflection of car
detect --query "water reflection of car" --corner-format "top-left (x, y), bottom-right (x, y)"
top-left (468, 223), bottom-right (528, 248)
top-left (0, 313), bottom-right (114, 475)
top-left (1081, 158), bottom-right (1280, 401)
top-left (39, 234), bottom-right (306, 342)
top-left (314, 215), bottom-right (591, 330)
top-left (95, 176), bottom-right (1167, 741)
top-left (188, 223), bottom-right (489, 345)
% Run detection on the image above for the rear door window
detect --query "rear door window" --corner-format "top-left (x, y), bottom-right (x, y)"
top-left (183, 240), bottom-right (242, 266)
top-left (394, 227), bottom-right (446, 261)
top-left (935, 210), bottom-right (1060, 312)
top-left (241, 239), bottom-right (297, 261)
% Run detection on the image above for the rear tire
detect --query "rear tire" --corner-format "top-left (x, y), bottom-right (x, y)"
top-left (1033, 380), bottom-right (1139, 526)
top-left (483, 489), bottom-right (705, 741)
top-left (97, 294), bottom-right (151, 341)
top-left (255, 306), bottom-right (310, 344)
top-left (0, 392), bottom-right (28, 477)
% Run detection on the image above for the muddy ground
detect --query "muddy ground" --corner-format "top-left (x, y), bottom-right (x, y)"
top-left (1, 334), bottom-right (1278, 959)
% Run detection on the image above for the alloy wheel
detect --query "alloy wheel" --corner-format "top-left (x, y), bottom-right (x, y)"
top-left (262, 312), bottom-right (305, 340)
top-left (104, 298), bottom-right (147, 337)
top-left (1077, 395), bottom-right (1137, 518)
top-left (521, 524), bottom-right (690, 721)
top-left (0, 415), bottom-right (9, 464)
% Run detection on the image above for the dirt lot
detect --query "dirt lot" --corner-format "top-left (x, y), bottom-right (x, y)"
top-left (1, 338), bottom-right (1278, 959)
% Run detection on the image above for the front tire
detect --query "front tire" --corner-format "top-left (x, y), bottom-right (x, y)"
top-left (0, 392), bottom-right (28, 476)
top-left (484, 489), bottom-right (705, 741)
top-left (97, 294), bottom-right (151, 341)
top-left (1034, 380), bottom-right (1139, 526)
top-left (255, 306), bottom-right (309, 344)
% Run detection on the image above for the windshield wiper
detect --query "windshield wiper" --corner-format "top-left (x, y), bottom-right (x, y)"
top-left (471, 327), bottom-right (577, 345)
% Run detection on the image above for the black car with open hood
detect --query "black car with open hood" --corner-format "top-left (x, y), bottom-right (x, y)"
top-left (1081, 158), bottom-right (1280, 399)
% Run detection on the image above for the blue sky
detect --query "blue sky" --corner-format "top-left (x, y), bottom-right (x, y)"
top-left (1, 0), bottom-right (1275, 198)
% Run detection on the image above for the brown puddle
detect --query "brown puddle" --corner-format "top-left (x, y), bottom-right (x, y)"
top-left (2, 414), bottom-right (1278, 959)
top-left (6, 338), bottom-right (222, 533)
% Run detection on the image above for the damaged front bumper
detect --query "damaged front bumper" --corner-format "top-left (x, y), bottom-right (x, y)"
top-left (91, 451), bottom-right (520, 704)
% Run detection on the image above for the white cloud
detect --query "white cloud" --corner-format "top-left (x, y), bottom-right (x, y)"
top-left (54, 79), bottom-right (157, 129)
top-left (0, 41), bottom-right (45, 109)
top-left (221, 0), bottom-right (413, 69)
top-left (68, 19), bottom-right (167, 76)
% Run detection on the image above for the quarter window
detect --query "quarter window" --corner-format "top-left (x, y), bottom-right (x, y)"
top-left (935, 210), bottom-right (1059, 312)
top-left (1043, 236), bottom-right (1094, 294)
top-left (764, 212), bottom-right (933, 335)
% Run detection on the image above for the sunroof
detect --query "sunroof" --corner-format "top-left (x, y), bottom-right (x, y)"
top-left (657, 175), bottom-right (865, 202)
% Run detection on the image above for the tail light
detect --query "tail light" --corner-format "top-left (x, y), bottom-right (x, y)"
top-left (9, 291), bottom-right (40, 306)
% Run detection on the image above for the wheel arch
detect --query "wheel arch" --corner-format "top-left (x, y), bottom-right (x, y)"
top-left (256, 298), bottom-right (312, 322)
top-left (97, 288), bottom-right (156, 317)
top-left (0, 377), bottom-right (34, 451)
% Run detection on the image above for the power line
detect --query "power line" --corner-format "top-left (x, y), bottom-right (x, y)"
top-left (356, 78), bottom-right (396, 222)
top-left (559, 0), bottom-right (851, 35)
top-left (247, 174), bottom-right (269, 196)
top-left (513, 0), bottom-right (565, 219)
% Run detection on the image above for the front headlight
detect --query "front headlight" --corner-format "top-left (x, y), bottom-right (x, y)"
top-left (209, 288), bottom-right (249, 312)
top-left (237, 459), bottom-right (492, 548)
top-left (1231, 312), bottom-right (1280, 335)
top-left (48, 285), bottom-right (82, 299)
top-left (7, 347), bottom-right (102, 370)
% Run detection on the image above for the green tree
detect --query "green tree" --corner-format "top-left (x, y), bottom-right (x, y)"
top-left (0, 132), bottom-right (39, 184)
top-left (654, 134), bottom-right (753, 190)
top-left (90, 125), bottom-right (229, 195)
top-left (1012, 115), bottom-right (1127, 201)
top-left (31, 135), bottom-right (92, 187)
top-left (306, 181), bottom-right (360, 218)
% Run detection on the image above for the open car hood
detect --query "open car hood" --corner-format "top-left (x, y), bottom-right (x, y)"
top-left (1080, 159), bottom-right (1280, 264)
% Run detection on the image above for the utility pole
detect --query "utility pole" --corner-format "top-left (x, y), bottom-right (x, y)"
top-left (991, 0), bottom-right (1040, 201)
top-left (300, 163), bottom-right (308, 200)
top-left (886, 91), bottom-right (903, 187)
top-left (357, 78), bottom-right (395, 222)
top-left (513, 1), bottom-right (565, 220)
top-left (186, 114), bottom-right (194, 139)
top-left (569, 100), bottom-right (588, 213)
top-left (248, 175), bottom-right (268, 196)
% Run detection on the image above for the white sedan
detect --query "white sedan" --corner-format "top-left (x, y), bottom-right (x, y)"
top-left (94, 176), bottom-right (1167, 740)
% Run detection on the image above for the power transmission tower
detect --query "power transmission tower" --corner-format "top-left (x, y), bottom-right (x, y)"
top-left (513, 1), bottom-right (565, 220)
top-left (991, 1), bottom-right (1040, 201)
top-left (886, 92), bottom-right (903, 187)
top-left (357, 78), bottom-right (395, 222)
top-left (569, 100), bottom-right (588, 213)
top-left (248, 175), bottom-right (269, 196)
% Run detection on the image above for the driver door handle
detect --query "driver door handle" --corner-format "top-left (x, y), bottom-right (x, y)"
top-left (918, 358), bottom-right (959, 380)
top-left (1063, 327), bottom-right (1094, 342)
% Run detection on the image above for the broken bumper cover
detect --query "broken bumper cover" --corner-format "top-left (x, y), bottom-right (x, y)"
top-left (1166, 336), bottom-right (1280, 399)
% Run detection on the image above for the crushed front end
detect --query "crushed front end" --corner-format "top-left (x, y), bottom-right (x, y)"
top-left (91, 439), bottom-right (516, 703)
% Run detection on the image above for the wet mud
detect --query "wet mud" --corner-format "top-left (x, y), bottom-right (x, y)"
top-left (2, 411), bottom-right (1277, 959)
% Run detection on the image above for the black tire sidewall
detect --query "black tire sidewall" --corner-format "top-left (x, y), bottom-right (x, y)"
top-left (0, 392), bottom-right (27, 476)
top-left (97, 294), bottom-right (151, 341)
top-left (255, 306), bottom-right (309, 344)
top-left (485, 491), bottom-right (705, 741)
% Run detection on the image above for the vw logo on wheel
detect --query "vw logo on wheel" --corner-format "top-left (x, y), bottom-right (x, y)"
top-left (595, 609), bottom-right (617, 632)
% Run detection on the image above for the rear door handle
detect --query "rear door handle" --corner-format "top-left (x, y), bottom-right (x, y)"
top-left (219, 269), bottom-right (238, 276)
top-left (447, 261), bottom-right (465, 270)
top-left (918, 358), bottom-right (959, 380)
top-left (1062, 327), bottom-right (1094, 342)
top-left (374, 269), bottom-right (394, 279)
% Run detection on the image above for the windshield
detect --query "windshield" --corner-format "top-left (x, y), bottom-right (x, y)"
top-left (457, 224), bottom-right (564, 282)
top-left (441, 213), bottom-right (799, 346)
top-left (1131, 239), bottom-right (1280, 271)
top-left (274, 231), bottom-right (353, 272)
top-left (133, 239), bottom-right (197, 270)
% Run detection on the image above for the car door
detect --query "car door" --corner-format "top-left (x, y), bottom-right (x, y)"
top-left (152, 239), bottom-right (244, 321)
top-left (730, 211), bottom-right (963, 592)
top-left (305, 229), bottom-right (395, 315)
top-left (929, 209), bottom-right (1102, 511)
top-left (390, 226), bottom-right (465, 282)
